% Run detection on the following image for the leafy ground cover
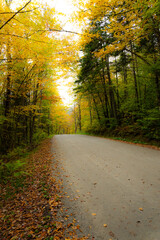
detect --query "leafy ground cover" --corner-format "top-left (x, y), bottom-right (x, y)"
top-left (0, 139), bottom-right (88, 240)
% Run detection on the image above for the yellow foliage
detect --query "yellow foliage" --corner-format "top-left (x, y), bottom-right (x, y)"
top-left (74, 0), bottom-right (160, 57)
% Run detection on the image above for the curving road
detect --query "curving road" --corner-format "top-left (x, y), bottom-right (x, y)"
top-left (52, 134), bottom-right (160, 240)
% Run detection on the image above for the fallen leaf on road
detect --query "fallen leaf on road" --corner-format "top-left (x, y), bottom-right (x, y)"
top-left (92, 213), bottom-right (96, 216)
top-left (56, 222), bottom-right (63, 229)
top-left (103, 224), bottom-right (107, 227)
top-left (109, 231), bottom-right (115, 237)
top-left (139, 208), bottom-right (143, 211)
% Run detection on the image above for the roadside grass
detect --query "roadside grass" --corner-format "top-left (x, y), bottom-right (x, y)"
top-left (76, 131), bottom-right (160, 149)
top-left (0, 138), bottom-right (88, 240)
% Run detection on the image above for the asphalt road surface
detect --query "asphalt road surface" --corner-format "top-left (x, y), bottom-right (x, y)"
top-left (52, 135), bottom-right (160, 240)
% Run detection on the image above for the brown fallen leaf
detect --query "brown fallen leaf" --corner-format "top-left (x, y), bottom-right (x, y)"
top-left (1, 139), bottom-right (89, 240)
top-left (109, 231), bottom-right (115, 237)
top-left (56, 222), bottom-right (63, 229)
top-left (103, 224), bottom-right (107, 227)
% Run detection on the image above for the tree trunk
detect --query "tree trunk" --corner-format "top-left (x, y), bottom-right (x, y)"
top-left (74, 104), bottom-right (77, 133)
top-left (121, 50), bottom-right (128, 99)
top-left (92, 95), bottom-right (101, 124)
top-left (130, 42), bottom-right (139, 107)
top-left (106, 55), bottom-right (117, 119)
top-left (99, 59), bottom-right (109, 122)
top-left (115, 56), bottom-right (120, 110)
top-left (88, 96), bottom-right (92, 126)
top-left (78, 98), bottom-right (82, 131)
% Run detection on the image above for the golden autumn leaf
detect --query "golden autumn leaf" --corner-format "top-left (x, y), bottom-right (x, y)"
top-left (139, 208), bottom-right (143, 211)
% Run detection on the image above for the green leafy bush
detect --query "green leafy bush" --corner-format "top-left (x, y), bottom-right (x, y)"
top-left (0, 159), bottom-right (26, 183)
top-left (139, 108), bottom-right (160, 140)
top-left (32, 129), bottom-right (48, 145)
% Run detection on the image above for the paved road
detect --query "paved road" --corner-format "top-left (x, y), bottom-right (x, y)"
top-left (52, 135), bottom-right (160, 240)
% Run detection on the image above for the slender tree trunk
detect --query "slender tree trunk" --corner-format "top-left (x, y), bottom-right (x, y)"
top-left (96, 89), bottom-right (107, 119)
top-left (78, 98), bottom-right (82, 131)
top-left (74, 104), bottom-right (77, 133)
top-left (99, 59), bottom-right (109, 121)
top-left (135, 55), bottom-right (142, 108)
top-left (4, 41), bottom-right (11, 116)
top-left (155, 73), bottom-right (160, 106)
top-left (115, 57), bottom-right (120, 110)
top-left (92, 95), bottom-right (101, 124)
top-left (106, 55), bottom-right (117, 119)
top-left (88, 96), bottom-right (92, 126)
top-left (87, 78), bottom-right (107, 121)
top-left (130, 42), bottom-right (139, 107)
top-left (122, 51), bottom-right (128, 99)
top-left (152, 39), bottom-right (160, 106)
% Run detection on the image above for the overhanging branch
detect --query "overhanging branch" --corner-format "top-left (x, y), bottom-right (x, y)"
top-left (125, 48), bottom-right (151, 65)
top-left (0, 7), bottom-right (39, 14)
top-left (0, 0), bottom-right (32, 31)
top-left (49, 28), bottom-right (81, 35)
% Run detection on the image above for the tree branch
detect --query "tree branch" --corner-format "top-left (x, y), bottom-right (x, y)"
top-left (0, 7), bottom-right (38, 14)
top-left (0, 0), bottom-right (32, 31)
top-left (0, 33), bottom-right (52, 44)
top-left (49, 28), bottom-right (81, 35)
top-left (125, 48), bottom-right (151, 65)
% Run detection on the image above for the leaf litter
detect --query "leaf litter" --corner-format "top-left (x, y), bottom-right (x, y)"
top-left (1, 139), bottom-right (88, 239)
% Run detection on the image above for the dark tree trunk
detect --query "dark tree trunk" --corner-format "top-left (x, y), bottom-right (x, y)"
top-left (106, 55), bottom-right (117, 119)
top-left (115, 56), bottom-right (120, 110)
top-left (78, 98), bottom-right (82, 131)
top-left (131, 42), bottom-right (139, 107)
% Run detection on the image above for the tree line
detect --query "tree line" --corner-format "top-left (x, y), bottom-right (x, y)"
top-left (0, 0), bottom-right (73, 155)
top-left (73, 0), bottom-right (160, 143)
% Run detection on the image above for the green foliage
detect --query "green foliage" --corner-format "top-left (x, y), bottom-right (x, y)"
top-left (73, 4), bottom-right (160, 145)
top-left (138, 108), bottom-right (160, 140)
top-left (32, 129), bottom-right (48, 145)
top-left (5, 146), bottom-right (28, 159)
top-left (0, 159), bottom-right (26, 183)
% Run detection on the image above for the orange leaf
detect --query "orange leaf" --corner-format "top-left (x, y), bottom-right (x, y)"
top-left (139, 208), bottom-right (143, 211)
top-left (92, 213), bottom-right (96, 216)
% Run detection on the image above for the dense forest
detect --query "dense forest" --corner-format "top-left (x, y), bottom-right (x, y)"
top-left (0, 1), bottom-right (160, 238)
top-left (73, 0), bottom-right (160, 144)
top-left (0, 0), bottom-right (74, 155)
top-left (0, 0), bottom-right (160, 156)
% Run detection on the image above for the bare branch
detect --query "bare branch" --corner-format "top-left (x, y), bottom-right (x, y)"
top-left (0, 0), bottom-right (32, 31)
top-left (49, 28), bottom-right (80, 35)
top-left (0, 33), bottom-right (52, 44)
top-left (0, 7), bottom-right (39, 15)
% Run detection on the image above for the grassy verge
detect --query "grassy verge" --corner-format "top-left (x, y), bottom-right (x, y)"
top-left (76, 131), bottom-right (160, 149)
top-left (0, 138), bottom-right (88, 240)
